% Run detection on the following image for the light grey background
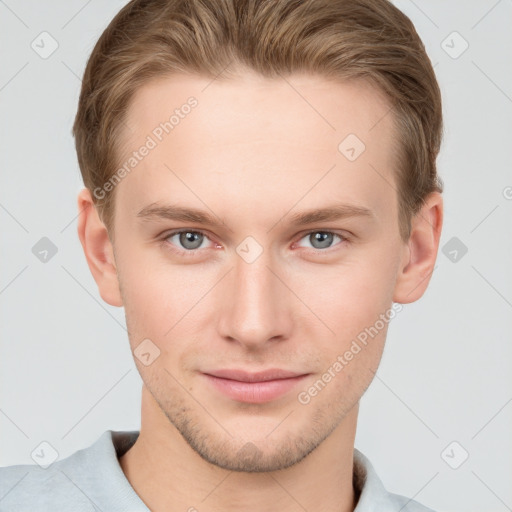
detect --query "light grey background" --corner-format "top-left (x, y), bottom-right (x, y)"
top-left (1, 1), bottom-right (511, 511)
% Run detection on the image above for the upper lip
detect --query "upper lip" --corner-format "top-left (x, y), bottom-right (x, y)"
top-left (203, 369), bottom-right (307, 382)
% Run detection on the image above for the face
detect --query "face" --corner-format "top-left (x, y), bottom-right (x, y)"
top-left (111, 70), bottom-right (407, 472)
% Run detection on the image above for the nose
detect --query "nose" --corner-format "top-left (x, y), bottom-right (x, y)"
top-left (216, 247), bottom-right (293, 350)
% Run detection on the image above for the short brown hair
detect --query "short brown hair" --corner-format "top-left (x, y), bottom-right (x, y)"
top-left (73, 0), bottom-right (443, 242)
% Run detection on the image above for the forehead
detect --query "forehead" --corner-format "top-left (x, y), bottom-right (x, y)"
top-left (123, 71), bottom-right (393, 149)
top-left (115, 72), bottom-right (398, 226)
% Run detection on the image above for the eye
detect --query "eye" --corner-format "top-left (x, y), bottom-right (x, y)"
top-left (296, 231), bottom-right (346, 250)
top-left (160, 228), bottom-right (348, 257)
top-left (163, 230), bottom-right (213, 252)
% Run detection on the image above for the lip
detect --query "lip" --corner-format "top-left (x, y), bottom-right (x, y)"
top-left (205, 368), bottom-right (306, 382)
top-left (202, 369), bottom-right (309, 404)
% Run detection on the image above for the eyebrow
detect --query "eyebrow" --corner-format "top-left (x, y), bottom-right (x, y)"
top-left (136, 202), bottom-right (375, 227)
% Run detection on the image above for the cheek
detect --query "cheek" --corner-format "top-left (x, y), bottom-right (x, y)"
top-left (115, 257), bottom-right (172, 347)
top-left (295, 260), bottom-right (395, 335)
top-left (117, 252), bottom-right (212, 364)
top-left (300, 301), bottom-right (391, 411)
top-left (290, 255), bottom-right (396, 388)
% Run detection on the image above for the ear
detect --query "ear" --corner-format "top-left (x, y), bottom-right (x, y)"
top-left (393, 191), bottom-right (443, 304)
top-left (76, 188), bottom-right (123, 307)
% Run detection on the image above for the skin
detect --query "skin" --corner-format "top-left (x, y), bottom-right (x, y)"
top-left (77, 69), bottom-right (443, 512)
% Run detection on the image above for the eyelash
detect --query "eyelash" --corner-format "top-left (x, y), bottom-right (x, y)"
top-left (159, 229), bottom-right (350, 257)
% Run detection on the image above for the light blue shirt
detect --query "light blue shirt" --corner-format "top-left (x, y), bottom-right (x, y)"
top-left (0, 430), bottom-right (436, 511)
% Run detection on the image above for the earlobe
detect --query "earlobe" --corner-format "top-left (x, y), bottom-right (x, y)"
top-left (393, 192), bottom-right (444, 304)
top-left (76, 188), bottom-right (123, 307)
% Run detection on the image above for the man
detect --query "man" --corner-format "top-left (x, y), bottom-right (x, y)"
top-left (0, 0), bottom-right (443, 510)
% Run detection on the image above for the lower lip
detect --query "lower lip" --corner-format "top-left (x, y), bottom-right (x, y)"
top-left (202, 374), bottom-right (309, 403)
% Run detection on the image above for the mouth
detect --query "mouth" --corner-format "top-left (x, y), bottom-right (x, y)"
top-left (201, 368), bottom-right (310, 404)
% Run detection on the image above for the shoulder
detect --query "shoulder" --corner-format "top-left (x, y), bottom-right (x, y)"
top-left (353, 448), bottom-right (438, 512)
top-left (0, 459), bottom-right (96, 511)
top-left (386, 490), bottom-right (438, 512)
top-left (0, 430), bottom-right (124, 512)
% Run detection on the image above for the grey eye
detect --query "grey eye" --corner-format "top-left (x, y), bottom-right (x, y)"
top-left (298, 231), bottom-right (342, 250)
top-left (171, 231), bottom-right (206, 250)
top-left (310, 232), bottom-right (333, 249)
